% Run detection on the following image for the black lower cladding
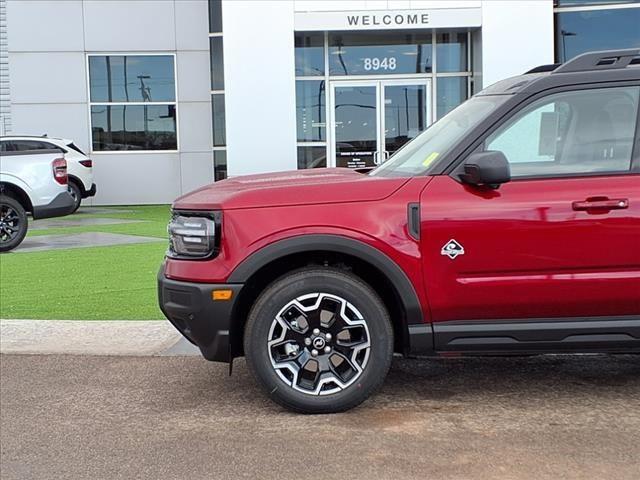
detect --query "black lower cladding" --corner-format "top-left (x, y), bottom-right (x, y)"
top-left (84, 183), bottom-right (97, 198)
top-left (157, 267), bottom-right (243, 362)
top-left (31, 191), bottom-right (76, 219)
top-left (434, 316), bottom-right (640, 354)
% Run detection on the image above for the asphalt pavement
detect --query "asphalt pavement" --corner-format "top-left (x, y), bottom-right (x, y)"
top-left (1, 354), bottom-right (639, 480)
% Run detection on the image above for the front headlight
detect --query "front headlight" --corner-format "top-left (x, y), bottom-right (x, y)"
top-left (167, 212), bottom-right (219, 259)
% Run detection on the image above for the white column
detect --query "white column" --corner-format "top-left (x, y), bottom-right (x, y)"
top-left (223, 0), bottom-right (298, 176)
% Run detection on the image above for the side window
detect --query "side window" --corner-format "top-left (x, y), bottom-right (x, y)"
top-left (41, 142), bottom-right (60, 150)
top-left (485, 86), bottom-right (640, 178)
top-left (9, 140), bottom-right (60, 151)
top-left (11, 140), bottom-right (48, 151)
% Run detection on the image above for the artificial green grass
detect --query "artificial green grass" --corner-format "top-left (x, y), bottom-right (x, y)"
top-left (0, 206), bottom-right (172, 320)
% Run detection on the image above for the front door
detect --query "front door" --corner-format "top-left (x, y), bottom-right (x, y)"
top-left (420, 84), bottom-right (640, 323)
top-left (330, 80), bottom-right (431, 168)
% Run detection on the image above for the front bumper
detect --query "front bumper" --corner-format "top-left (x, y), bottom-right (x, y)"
top-left (83, 183), bottom-right (97, 198)
top-left (32, 191), bottom-right (76, 220)
top-left (157, 266), bottom-right (243, 362)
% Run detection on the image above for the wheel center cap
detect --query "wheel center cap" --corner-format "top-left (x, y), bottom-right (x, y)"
top-left (312, 337), bottom-right (326, 349)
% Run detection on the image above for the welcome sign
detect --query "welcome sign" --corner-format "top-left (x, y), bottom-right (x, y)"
top-left (294, 7), bottom-right (482, 31)
top-left (344, 12), bottom-right (431, 27)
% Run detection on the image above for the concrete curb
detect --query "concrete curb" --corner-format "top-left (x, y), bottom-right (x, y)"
top-left (0, 319), bottom-right (200, 356)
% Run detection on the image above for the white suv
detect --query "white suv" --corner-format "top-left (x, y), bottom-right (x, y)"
top-left (0, 136), bottom-right (96, 213)
top-left (1, 148), bottom-right (75, 251)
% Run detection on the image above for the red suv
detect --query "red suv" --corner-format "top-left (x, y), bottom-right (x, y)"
top-left (159, 49), bottom-right (640, 413)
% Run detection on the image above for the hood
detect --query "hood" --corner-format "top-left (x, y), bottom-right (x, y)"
top-left (173, 168), bottom-right (410, 210)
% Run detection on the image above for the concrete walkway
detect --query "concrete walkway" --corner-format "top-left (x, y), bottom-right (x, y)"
top-left (0, 319), bottom-right (199, 356)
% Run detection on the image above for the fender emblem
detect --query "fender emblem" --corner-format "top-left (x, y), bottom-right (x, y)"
top-left (441, 239), bottom-right (465, 259)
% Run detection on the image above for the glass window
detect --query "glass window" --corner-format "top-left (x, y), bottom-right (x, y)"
top-left (333, 85), bottom-right (378, 168)
top-left (384, 84), bottom-right (429, 156)
top-left (371, 95), bottom-right (509, 177)
top-left (436, 32), bottom-right (468, 72)
top-left (89, 56), bottom-right (175, 103)
top-left (209, 0), bottom-right (222, 33)
top-left (212, 94), bottom-right (226, 147)
top-left (88, 55), bottom-right (177, 151)
top-left (329, 31), bottom-right (432, 75)
top-left (295, 32), bottom-right (325, 76)
top-left (437, 77), bottom-right (468, 119)
top-left (8, 140), bottom-right (58, 151)
top-left (214, 150), bottom-right (227, 181)
top-left (210, 36), bottom-right (225, 90)
top-left (296, 80), bottom-right (326, 142)
top-left (91, 105), bottom-right (177, 151)
top-left (556, 0), bottom-right (638, 6)
top-left (555, 7), bottom-right (640, 62)
top-left (297, 146), bottom-right (327, 169)
top-left (485, 86), bottom-right (639, 177)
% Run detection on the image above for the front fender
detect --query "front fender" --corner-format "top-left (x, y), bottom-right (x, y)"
top-left (227, 233), bottom-right (433, 355)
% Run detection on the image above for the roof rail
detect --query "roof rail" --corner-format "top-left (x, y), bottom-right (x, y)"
top-left (554, 48), bottom-right (640, 74)
top-left (525, 64), bottom-right (561, 74)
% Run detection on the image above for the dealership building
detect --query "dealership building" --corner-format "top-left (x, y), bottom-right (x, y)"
top-left (1, 0), bottom-right (639, 204)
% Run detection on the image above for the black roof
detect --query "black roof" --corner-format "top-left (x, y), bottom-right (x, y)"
top-left (480, 48), bottom-right (640, 97)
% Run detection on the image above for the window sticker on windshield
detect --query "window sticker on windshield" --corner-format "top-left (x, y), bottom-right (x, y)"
top-left (422, 152), bottom-right (439, 166)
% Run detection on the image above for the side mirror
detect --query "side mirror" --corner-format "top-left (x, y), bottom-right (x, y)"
top-left (460, 151), bottom-right (511, 189)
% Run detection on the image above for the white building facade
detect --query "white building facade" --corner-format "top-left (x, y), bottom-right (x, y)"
top-left (2, 0), bottom-right (638, 204)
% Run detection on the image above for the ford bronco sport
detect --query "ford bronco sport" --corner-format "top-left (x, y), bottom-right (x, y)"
top-left (159, 49), bottom-right (640, 413)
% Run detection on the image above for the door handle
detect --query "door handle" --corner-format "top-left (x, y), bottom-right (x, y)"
top-left (572, 197), bottom-right (629, 211)
top-left (373, 151), bottom-right (381, 165)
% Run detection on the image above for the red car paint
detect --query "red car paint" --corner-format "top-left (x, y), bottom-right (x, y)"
top-left (166, 168), bottom-right (640, 325)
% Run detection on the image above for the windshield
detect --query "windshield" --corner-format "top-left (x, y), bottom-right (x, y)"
top-left (370, 95), bottom-right (510, 177)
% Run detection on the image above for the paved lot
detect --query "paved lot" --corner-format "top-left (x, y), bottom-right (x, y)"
top-left (1, 354), bottom-right (639, 480)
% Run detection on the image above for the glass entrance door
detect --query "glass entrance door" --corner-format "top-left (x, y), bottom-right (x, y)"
top-left (330, 79), bottom-right (431, 168)
top-left (331, 82), bottom-right (379, 169)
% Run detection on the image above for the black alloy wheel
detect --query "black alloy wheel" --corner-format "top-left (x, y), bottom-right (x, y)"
top-left (0, 195), bottom-right (28, 252)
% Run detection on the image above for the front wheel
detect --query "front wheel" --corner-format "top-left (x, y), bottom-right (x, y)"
top-left (0, 195), bottom-right (28, 252)
top-left (244, 268), bottom-right (393, 413)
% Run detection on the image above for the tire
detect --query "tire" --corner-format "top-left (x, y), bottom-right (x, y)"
top-left (68, 181), bottom-right (82, 213)
top-left (244, 267), bottom-right (393, 414)
top-left (0, 195), bottom-right (28, 252)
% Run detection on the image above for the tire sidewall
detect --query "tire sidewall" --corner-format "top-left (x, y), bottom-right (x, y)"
top-left (68, 182), bottom-right (82, 213)
top-left (245, 269), bottom-right (393, 413)
top-left (0, 196), bottom-right (28, 252)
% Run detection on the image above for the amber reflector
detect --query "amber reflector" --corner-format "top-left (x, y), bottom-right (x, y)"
top-left (212, 289), bottom-right (233, 301)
